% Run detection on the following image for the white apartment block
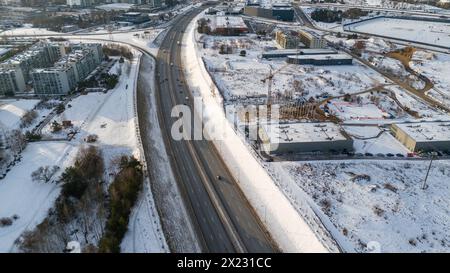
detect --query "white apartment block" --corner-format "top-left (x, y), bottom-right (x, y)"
top-left (32, 65), bottom-right (77, 95)
top-left (0, 68), bottom-right (26, 95)
top-left (0, 42), bottom-right (66, 95)
top-left (33, 43), bottom-right (103, 95)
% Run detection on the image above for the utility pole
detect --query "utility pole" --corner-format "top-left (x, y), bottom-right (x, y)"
top-left (422, 152), bottom-right (437, 190)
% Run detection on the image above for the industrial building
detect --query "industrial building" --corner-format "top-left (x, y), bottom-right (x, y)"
top-left (391, 122), bottom-right (450, 152)
top-left (243, 1), bottom-right (294, 22)
top-left (116, 12), bottom-right (150, 24)
top-left (287, 53), bottom-right (353, 65)
top-left (298, 29), bottom-right (326, 49)
top-left (259, 122), bottom-right (353, 154)
top-left (208, 16), bottom-right (249, 36)
top-left (275, 31), bottom-right (305, 49)
top-left (261, 48), bottom-right (337, 59)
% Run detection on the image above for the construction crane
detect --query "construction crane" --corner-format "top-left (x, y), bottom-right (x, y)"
top-left (261, 63), bottom-right (290, 108)
top-left (260, 63), bottom-right (291, 122)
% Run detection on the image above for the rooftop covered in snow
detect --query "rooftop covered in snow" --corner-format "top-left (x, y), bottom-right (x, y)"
top-left (261, 122), bottom-right (349, 144)
top-left (393, 122), bottom-right (450, 142)
top-left (209, 15), bottom-right (248, 30)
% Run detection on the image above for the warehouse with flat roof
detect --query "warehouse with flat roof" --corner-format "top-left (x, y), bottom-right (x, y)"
top-left (287, 53), bottom-right (353, 65)
top-left (262, 48), bottom-right (337, 58)
top-left (391, 122), bottom-right (450, 152)
top-left (259, 122), bottom-right (353, 154)
top-left (208, 15), bottom-right (249, 35)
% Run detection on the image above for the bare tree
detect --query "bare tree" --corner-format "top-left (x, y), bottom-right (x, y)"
top-left (31, 166), bottom-right (60, 183)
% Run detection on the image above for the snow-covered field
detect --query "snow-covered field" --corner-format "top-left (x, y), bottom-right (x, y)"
top-left (273, 160), bottom-right (450, 252)
top-left (411, 51), bottom-right (450, 106)
top-left (345, 17), bottom-right (450, 49)
top-left (201, 36), bottom-right (386, 103)
top-left (0, 99), bottom-right (40, 130)
top-left (96, 3), bottom-right (134, 11)
top-left (0, 142), bottom-right (77, 252)
top-left (0, 27), bottom-right (60, 36)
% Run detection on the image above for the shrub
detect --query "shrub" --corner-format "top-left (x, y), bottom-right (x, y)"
top-left (0, 217), bottom-right (13, 227)
top-left (98, 156), bottom-right (143, 253)
top-left (60, 146), bottom-right (104, 199)
top-left (61, 167), bottom-right (87, 199)
top-left (25, 131), bottom-right (42, 141)
top-left (51, 121), bottom-right (62, 133)
top-left (55, 103), bottom-right (65, 114)
top-left (85, 134), bottom-right (98, 143)
top-left (31, 166), bottom-right (60, 183)
top-left (20, 110), bottom-right (38, 128)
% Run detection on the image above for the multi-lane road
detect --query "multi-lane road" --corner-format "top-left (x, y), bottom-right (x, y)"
top-left (2, 4), bottom-right (278, 253)
top-left (152, 7), bottom-right (277, 253)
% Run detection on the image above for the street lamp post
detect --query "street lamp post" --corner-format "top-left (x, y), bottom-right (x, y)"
top-left (422, 152), bottom-right (437, 190)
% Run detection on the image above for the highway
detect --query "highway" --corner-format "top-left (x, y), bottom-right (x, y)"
top-left (3, 4), bottom-right (278, 252)
top-left (152, 7), bottom-right (277, 253)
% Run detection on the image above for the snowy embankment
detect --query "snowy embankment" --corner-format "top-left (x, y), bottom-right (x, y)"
top-left (118, 52), bottom-right (168, 253)
top-left (182, 13), bottom-right (329, 253)
top-left (133, 55), bottom-right (200, 252)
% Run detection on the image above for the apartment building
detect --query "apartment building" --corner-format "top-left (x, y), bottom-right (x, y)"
top-left (32, 65), bottom-right (77, 95)
top-left (33, 43), bottom-right (103, 95)
top-left (298, 30), bottom-right (326, 49)
top-left (275, 31), bottom-right (305, 49)
top-left (0, 42), bottom-right (65, 94)
top-left (0, 68), bottom-right (26, 95)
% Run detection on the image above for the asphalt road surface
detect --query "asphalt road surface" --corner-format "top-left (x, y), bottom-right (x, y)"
top-left (154, 7), bottom-right (277, 253)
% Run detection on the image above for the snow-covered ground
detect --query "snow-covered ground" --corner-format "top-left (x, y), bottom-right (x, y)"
top-left (0, 99), bottom-right (40, 130)
top-left (345, 17), bottom-right (450, 49)
top-left (273, 159), bottom-right (450, 252)
top-left (201, 36), bottom-right (386, 103)
top-left (0, 142), bottom-right (77, 252)
top-left (410, 51), bottom-right (450, 106)
top-left (0, 50), bottom-right (166, 252)
top-left (96, 3), bottom-right (134, 11)
top-left (0, 27), bottom-right (60, 36)
top-left (187, 9), bottom-right (450, 253)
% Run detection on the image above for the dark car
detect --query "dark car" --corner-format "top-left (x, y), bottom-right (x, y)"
top-left (386, 153), bottom-right (395, 157)
top-left (396, 153), bottom-right (405, 158)
top-left (365, 153), bottom-right (373, 157)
